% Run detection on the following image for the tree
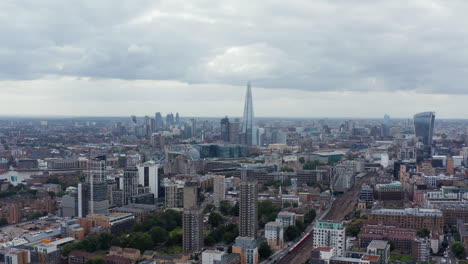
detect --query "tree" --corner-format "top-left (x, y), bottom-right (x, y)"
top-left (304, 209), bottom-right (316, 225)
top-left (86, 258), bottom-right (106, 264)
top-left (128, 232), bottom-right (154, 252)
top-left (259, 241), bottom-right (272, 260)
top-left (208, 211), bottom-right (224, 228)
top-left (281, 167), bottom-right (294, 172)
top-left (231, 202), bottom-right (239, 216)
top-left (452, 241), bottom-right (465, 259)
top-left (220, 200), bottom-right (232, 216)
top-left (417, 228), bottom-right (431, 238)
top-left (258, 200), bottom-right (280, 228)
top-left (298, 157), bottom-right (305, 164)
top-left (0, 218), bottom-right (7, 226)
top-left (149, 226), bottom-right (169, 244)
top-left (285, 225), bottom-right (300, 241)
top-left (204, 236), bottom-right (216, 247)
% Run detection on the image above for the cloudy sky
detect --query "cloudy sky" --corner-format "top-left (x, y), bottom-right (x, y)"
top-left (1, 0), bottom-right (468, 118)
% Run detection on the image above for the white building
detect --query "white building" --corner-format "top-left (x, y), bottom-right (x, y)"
top-left (265, 221), bottom-right (284, 250)
top-left (137, 161), bottom-right (159, 198)
top-left (276, 211), bottom-right (296, 228)
top-left (313, 220), bottom-right (346, 257)
top-left (202, 249), bottom-right (225, 264)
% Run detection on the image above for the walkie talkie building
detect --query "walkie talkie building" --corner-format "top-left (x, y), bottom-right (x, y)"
top-left (414, 111), bottom-right (435, 155)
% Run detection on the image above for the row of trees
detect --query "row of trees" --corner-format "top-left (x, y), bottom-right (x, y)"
top-left (61, 210), bottom-right (183, 256)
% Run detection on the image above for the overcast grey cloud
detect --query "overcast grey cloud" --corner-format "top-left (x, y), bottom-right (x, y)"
top-left (1, 0), bottom-right (468, 117)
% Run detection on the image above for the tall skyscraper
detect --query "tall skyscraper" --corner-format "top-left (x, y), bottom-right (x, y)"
top-left (166, 113), bottom-right (175, 128)
top-left (414, 112), bottom-right (435, 155)
top-left (86, 157), bottom-right (109, 215)
top-left (220, 117), bottom-right (230, 142)
top-left (175, 112), bottom-right (180, 125)
top-left (155, 112), bottom-right (164, 131)
top-left (382, 114), bottom-right (391, 137)
top-left (229, 119), bottom-right (240, 144)
top-left (239, 181), bottom-right (258, 238)
top-left (241, 82), bottom-right (255, 146)
top-left (183, 207), bottom-right (204, 252)
top-left (213, 175), bottom-right (226, 207)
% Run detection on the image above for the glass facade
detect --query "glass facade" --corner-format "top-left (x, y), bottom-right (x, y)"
top-left (413, 112), bottom-right (435, 154)
top-left (414, 112), bottom-right (435, 146)
top-left (242, 82), bottom-right (255, 145)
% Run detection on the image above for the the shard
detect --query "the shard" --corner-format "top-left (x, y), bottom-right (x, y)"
top-left (241, 82), bottom-right (255, 145)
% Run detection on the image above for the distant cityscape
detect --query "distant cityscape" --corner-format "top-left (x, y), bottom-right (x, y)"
top-left (0, 83), bottom-right (467, 264)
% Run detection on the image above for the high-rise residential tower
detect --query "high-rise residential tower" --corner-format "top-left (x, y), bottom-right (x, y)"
top-left (241, 82), bottom-right (255, 146)
top-left (213, 175), bottom-right (226, 207)
top-left (239, 181), bottom-right (258, 238)
top-left (183, 181), bottom-right (198, 209)
top-left (182, 207), bottom-right (204, 252)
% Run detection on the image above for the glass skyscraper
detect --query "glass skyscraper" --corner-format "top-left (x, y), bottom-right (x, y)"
top-left (414, 111), bottom-right (435, 154)
top-left (241, 82), bottom-right (254, 145)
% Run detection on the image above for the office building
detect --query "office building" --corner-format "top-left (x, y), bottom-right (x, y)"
top-left (85, 158), bottom-right (109, 215)
top-left (182, 208), bottom-right (203, 252)
top-left (137, 161), bottom-right (159, 198)
top-left (239, 181), bottom-right (258, 238)
top-left (155, 112), bottom-right (164, 131)
top-left (123, 166), bottom-right (139, 206)
top-left (229, 120), bottom-right (240, 144)
top-left (382, 114), bottom-right (391, 138)
top-left (213, 175), bottom-right (226, 207)
top-left (360, 184), bottom-right (374, 202)
top-left (221, 117), bottom-right (230, 142)
top-left (265, 221), bottom-right (284, 251)
top-left (413, 112), bottom-right (435, 156)
top-left (313, 220), bottom-right (346, 257)
top-left (241, 82), bottom-right (255, 146)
